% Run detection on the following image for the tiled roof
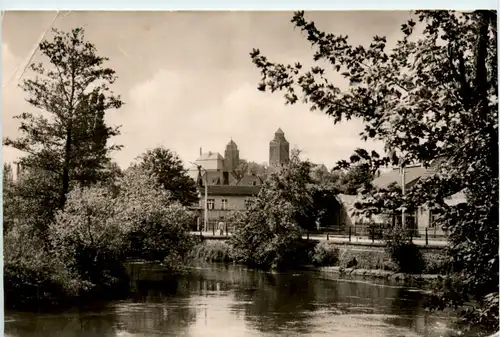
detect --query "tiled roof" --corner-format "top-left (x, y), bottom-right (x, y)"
top-left (372, 158), bottom-right (467, 204)
top-left (372, 165), bottom-right (427, 189)
top-left (196, 152), bottom-right (224, 161)
top-left (191, 169), bottom-right (245, 187)
top-left (201, 185), bottom-right (262, 196)
top-left (236, 174), bottom-right (263, 186)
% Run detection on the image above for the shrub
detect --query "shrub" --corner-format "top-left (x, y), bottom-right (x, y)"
top-left (229, 203), bottom-right (309, 270)
top-left (49, 185), bottom-right (128, 291)
top-left (422, 252), bottom-right (447, 274)
top-left (114, 167), bottom-right (195, 273)
top-left (188, 241), bottom-right (234, 263)
top-left (311, 242), bottom-right (339, 266)
top-left (384, 227), bottom-right (425, 274)
top-left (4, 223), bottom-right (89, 309)
top-left (338, 247), bottom-right (396, 270)
top-left (229, 153), bottom-right (321, 270)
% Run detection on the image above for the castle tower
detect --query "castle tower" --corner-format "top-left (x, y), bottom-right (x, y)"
top-left (269, 128), bottom-right (290, 167)
top-left (224, 139), bottom-right (240, 171)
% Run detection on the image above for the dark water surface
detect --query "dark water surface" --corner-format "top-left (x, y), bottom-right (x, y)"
top-left (5, 263), bottom-right (459, 337)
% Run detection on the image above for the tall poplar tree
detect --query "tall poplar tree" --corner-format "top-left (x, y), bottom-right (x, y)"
top-left (4, 27), bottom-right (123, 212)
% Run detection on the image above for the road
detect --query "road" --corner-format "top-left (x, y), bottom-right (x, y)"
top-left (189, 231), bottom-right (448, 248)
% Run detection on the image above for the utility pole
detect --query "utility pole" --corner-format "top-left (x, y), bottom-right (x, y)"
top-left (400, 161), bottom-right (406, 228)
top-left (200, 166), bottom-right (209, 232)
top-left (191, 162), bottom-right (208, 232)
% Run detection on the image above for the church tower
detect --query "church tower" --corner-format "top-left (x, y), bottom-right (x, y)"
top-left (224, 139), bottom-right (240, 171)
top-left (269, 128), bottom-right (290, 167)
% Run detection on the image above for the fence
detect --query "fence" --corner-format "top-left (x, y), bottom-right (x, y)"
top-left (320, 222), bottom-right (447, 243)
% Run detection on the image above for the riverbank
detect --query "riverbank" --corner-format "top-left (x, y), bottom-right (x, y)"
top-left (315, 266), bottom-right (441, 284)
top-left (188, 240), bottom-right (447, 285)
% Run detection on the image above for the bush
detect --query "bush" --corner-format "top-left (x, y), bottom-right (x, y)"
top-left (422, 252), bottom-right (447, 274)
top-left (229, 152), bottom-right (320, 270)
top-left (311, 242), bottom-right (339, 266)
top-left (49, 185), bottom-right (128, 294)
top-left (229, 204), bottom-right (310, 270)
top-left (188, 241), bottom-right (234, 263)
top-left (338, 247), bottom-right (396, 270)
top-left (3, 223), bottom-right (89, 309)
top-left (114, 168), bottom-right (195, 273)
top-left (384, 227), bottom-right (425, 274)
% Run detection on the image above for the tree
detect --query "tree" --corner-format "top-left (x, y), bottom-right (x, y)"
top-left (4, 27), bottom-right (123, 211)
top-left (114, 167), bottom-right (195, 272)
top-left (3, 164), bottom-right (15, 233)
top-left (332, 148), bottom-right (389, 195)
top-left (136, 147), bottom-right (198, 206)
top-left (247, 161), bottom-right (270, 180)
top-left (229, 151), bottom-right (316, 270)
top-left (3, 166), bottom-right (61, 236)
top-left (336, 165), bottom-right (373, 195)
top-left (233, 159), bottom-right (249, 182)
top-left (49, 185), bottom-right (126, 294)
top-left (3, 163), bottom-right (14, 184)
top-left (251, 10), bottom-right (498, 331)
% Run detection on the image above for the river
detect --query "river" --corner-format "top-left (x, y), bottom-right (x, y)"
top-left (5, 263), bottom-right (461, 337)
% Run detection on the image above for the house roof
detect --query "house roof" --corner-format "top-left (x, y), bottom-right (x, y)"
top-left (236, 174), bottom-right (263, 186)
top-left (196, 152), bottom-right (224, 161)
top-left (372, 165), bottom-right (427, 189)
top-left (372, 158), bottom-right (467, 205)
top-left (201, 185), bottom-right (262, 196)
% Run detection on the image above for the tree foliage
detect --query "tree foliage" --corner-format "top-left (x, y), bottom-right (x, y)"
top-left (233, 159), bottom-right (249, 182)
top-left (247, 161), bottom-right (270, 180)
top-left (49, 185), bottom-right (126, 293)
top-left (136, 147), bottom-right (198, 206)
top-left (3, 167), bottom-right (61, 235)
top-left (4, 27), bottom-right (123, 211)
top-left (251, 10), bottom-right (498, 330)
top-left (230, 151), bottom-right (317, 270)
top-left (114, 167), bottom-right (195, 272)
top-left (4, 220), bottom-right (86, 308)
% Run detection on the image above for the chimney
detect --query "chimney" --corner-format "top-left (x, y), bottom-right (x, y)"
top-left (223, 171), bottom-right (229, 185)
top-left (200, 147), bottom-right (202, 156)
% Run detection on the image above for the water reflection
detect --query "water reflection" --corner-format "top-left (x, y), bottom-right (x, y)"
top-left (5, 263), bottom-right (458, 337)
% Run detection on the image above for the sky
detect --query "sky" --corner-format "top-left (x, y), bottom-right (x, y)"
top-left (2, 11), bottom-right (412, 170)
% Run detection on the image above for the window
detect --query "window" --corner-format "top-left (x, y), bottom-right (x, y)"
top-left (207, 199), bottom-right (215, 210)
top-left (429, 212), bottom-right (439, 228)
top-left (221, 199), bottom-right (228, 210)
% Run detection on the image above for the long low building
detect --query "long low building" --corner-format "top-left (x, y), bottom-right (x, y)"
top-left (368, 161), bottom-right (466, 237)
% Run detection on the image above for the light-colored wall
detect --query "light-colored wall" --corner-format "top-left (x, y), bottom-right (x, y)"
top-left (199, 195), bottom-right (251, 220)
top-left (417, 206), bottom-right (430, 230)
top-left (417, 204), bottom-right (448, 236)
top-left (195, 158), bottom-right (225, 171)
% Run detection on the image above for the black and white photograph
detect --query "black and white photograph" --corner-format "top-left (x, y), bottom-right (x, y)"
top-left (2, 9), bottom-right (498, 337)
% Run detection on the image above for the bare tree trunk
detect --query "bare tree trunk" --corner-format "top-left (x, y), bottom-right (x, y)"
top-left (60, 124), bottom-right (72, 209)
